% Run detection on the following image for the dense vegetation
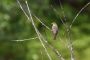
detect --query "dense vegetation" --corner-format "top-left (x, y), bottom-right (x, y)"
top-left (0, 0), bottom-right (90, 60)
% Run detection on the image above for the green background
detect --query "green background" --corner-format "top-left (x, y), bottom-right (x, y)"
top-left (0, 0), bottom-right (90, 60)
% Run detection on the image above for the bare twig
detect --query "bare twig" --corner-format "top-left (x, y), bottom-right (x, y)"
top-left (70, 2), bottom-right (90, 29)
top-left (25, 1), bottom-right (52, 60)
top-left (34, 15), bottom-right (51, 31)
top-left (17, 0), bottom-right (65, 60)
top-left (17, 0), bottom-right (51, 31)
top-left (33, 6), bottom-right (65, 60)
top-left (11, 37), bottom-right (38, 41)
top-left (51, 6), bottom-right (67, 28)
top-left (40, 34), bottom-right (65, 60)
top-left (66, 28), bottom-right (74, 60)
top-left (17, 0), bottom-right (52, 60)
top-left (59, 0), bottom-right (67, 22)
top-left (33, 10), bottom-right (65, 60)
top-left (51, 1), bottom-right (75, 60)
top-left (67, 2), bottom-right (90, 60)
top-left (33, 16), bottom-right (65, 60)
top-left (17, 0), bottom-right (30, 21)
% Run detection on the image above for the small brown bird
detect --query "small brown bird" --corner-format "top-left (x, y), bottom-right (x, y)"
top-left (51, 22), bottom-right (58, 40)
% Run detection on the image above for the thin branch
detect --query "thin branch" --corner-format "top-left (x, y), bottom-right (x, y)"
top-left (17, 0), bottom-right (51, 31)
top-left (53, 0), bottom-right (75, 59)
top-left (51, 6), bottom-right (67, 28)
top-left (34, 14), bottom-right (65, 60)
top-left (35, 18), bottom-right (65, 60)
top-left (67, 3), bottom-right (90, 60)
top-left (34, 6), bottom-right (65, 59)
top-left (70, 2), bottom-right (90, 29)
top-left (25, 1), bottom-right (52, 60)
top-left (34, 15), bottom-right (51, 31)
top-left (17, 0), bottom-right (30, 21)
top-left (51, 4), bottom-right (74, 60)
top-left (39, 34), bottom-right (65, 60)
top-left (17, 0), bottom-right (65, 60)
top-left (59, 0), bottom-right (67, 21)
top-left (17, 0), bottom-right (52, 60)
top-left (11, 37), bottom-right (38, 41)
top-left (66, 29), bottom-right (74, 60)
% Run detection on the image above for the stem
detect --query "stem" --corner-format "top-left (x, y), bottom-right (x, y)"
top-left (11, 37), bottom-right (38, 41)
top-left (34, 15), bottom-right (51, 31)
top-left (25, 1), bottom-right (52, 60)
top-left (17, 0), bottom-right (52, 60)
top-left (70, 2), bottom-right (90, 29)
top-left (17, 0), bottom-right (65, 60)
top-left (66, 28), bottom-right (74, 60)
top-left (40, 34), bottom-right (65, 60)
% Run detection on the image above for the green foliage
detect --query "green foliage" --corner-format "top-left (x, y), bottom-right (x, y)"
top-left (0, 0), bottom-right (90, 60)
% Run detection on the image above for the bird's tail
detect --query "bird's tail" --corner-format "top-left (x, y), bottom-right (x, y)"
top-left (53, 34), bottom-right (57, 40)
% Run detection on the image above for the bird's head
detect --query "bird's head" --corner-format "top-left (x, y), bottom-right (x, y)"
top-left (51, 22), bottom-right (57, 26)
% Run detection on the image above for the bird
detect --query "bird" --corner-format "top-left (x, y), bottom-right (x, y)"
top-left (51, 22), bottom-right (58, 40)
